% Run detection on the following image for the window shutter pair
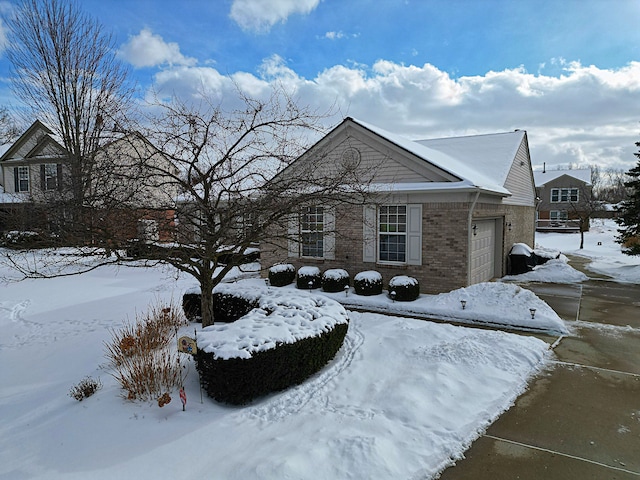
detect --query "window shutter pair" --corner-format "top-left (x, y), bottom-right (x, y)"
top-left (287, 208), bottom-right (335, 260)
top-left (362, 204), bottom-right (422, 265)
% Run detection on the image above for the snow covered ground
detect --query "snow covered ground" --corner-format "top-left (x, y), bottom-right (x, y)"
top-left (534, 218), bottom-right (640, 284)
top-left (0, 219), bottom-right (635, 479)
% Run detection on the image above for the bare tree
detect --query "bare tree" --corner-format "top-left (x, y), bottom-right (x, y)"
top-left (135, 87), bottom-right (369, 327)
top-left (0, 107), bottom-right (20, 144)
top-left (5, 0), bottom-right (134, 240)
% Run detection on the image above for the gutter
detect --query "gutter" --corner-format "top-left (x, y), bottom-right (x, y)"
top-left (466, 187), bottom-right (481, 286)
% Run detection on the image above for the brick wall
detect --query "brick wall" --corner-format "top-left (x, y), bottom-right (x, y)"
top-left (261, 201), bottom-right (535, 294)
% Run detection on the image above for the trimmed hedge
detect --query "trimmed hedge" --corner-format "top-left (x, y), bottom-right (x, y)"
top-left (212, 292), bottom-right (259, 323)
top-left (321, 269), bottom-right (350, 293)
top-left (296, 266), bottom-right (321, 289)
top-left (181, 288), bottom-right (260, 323)
top-left (388, 275), bottom-right (420, 301)
top-left (182, 292), bottom-right (201, 321)
top-left (354, 271), bottom-right (383, 296)
top-left (196, 322), bottom-right (348, 405)
top-left (268, 263), bottom-right (296, 287)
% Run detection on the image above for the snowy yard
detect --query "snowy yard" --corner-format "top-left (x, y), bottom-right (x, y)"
top-left (0, 219), bottom-right (636, 479)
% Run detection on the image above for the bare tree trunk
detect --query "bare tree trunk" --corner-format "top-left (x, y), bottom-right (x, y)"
top-left (200, 276), bottom-right (215, 328)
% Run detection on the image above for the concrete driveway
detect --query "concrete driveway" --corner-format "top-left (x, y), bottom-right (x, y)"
top-left (438, 256), bottom-right (640, 479)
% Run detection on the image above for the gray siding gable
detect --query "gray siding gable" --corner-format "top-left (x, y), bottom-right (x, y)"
top-left (502, 135), bottom-right (536, 206)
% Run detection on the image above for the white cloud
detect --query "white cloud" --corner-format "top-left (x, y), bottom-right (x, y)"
top-left (324, 31), bottom-right (345, 40)
top-left (146, 58), bottom-right (640, 172)
top-left (230, 0), bottom-right (321, 33)
top-left (119, 28), bottom-right (197, 68)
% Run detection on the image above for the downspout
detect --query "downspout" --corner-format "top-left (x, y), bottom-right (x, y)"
top-left (466, 187), bottom-right (481, 286)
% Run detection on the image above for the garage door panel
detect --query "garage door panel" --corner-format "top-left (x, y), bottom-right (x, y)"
top-left (470, 220), bottom-right (495, 284)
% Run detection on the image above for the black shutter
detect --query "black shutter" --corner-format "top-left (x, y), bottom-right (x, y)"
top-left (40, 164), bottom-right (46, 190)
top-left (57, 164), bottom-right (63, 191)
top-left (14, 167), bottom-right (19, 192)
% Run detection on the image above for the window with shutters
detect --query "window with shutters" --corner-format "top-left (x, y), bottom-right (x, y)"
top-left (378, 205), bottom-right (407, 263)
top-left (17, 166), bottom-right (29, 192)
top-left (301, 206), bottom-right (324, 258)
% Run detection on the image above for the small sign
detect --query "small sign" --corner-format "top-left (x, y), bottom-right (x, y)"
top-left (178, 336), bottom-right (197, 354)
top-left (179, 387), bottom-right (187, 411)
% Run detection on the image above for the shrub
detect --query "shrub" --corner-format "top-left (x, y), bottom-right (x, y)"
top-left (296, 266), bottom-right (321, 289)
top-left (69, 376), bottom-right (102, 401)
top-left (321, 268), bottom-right (350, 292)
top-left (182, 288), bottom-right (201, 321)
top-left (105, 300), bottom-right (188, 401)
top-left (196, 323), bottom-right (348, 405)
top-left (196, 291), bottom-right (349, 405)
top-left (354, 271), bottom-right (383, 296)
top-left (212, 291), bottom-right (259, 323)
top-left (3, 230), bottom-right (43, 249)
top-left (388, 275), bottom-right (420, 301)
top-left (268, 263), bottom-right (296, 287)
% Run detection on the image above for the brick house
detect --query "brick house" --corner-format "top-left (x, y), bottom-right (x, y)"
top-left (261, 117), bottom-right (537, 294)
top-left (0, 120), bottom-right (179, 242)
top-left (533, 168), bottom-right (592, 232)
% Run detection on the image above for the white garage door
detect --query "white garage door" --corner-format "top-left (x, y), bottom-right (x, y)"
top-left (470, 220), bottom-right (496, 284)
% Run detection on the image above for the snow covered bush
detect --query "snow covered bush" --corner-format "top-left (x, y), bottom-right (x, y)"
top-left (296, 266), bottom-right (321, 289)
top-left (354, 270), bottom-right (383, 296)
top-left (105, 301), bottom-right (188, 401)
top-left (389, 275), bottom-right (420, 301)
top-left (3, 230), bottom-right (43, 249)
top-left (212, 284), bottom-right (262, 323)
top-left (321, 268), bottom-right (350, 293)
top-left (268, 263), bottom-right (296, 287)
top-left (196, 289), bottom-right (349, 405)
top-left (68, 376), bottom-right (102, 401)
top-left (182, 287), bottom-right (201, 321)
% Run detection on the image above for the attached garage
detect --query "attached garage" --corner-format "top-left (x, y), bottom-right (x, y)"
top-left (470, 219), bottom-right (499, 284)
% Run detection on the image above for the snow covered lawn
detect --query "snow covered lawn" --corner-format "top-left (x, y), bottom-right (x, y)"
top-left (0, 260), bottom-right (550, 479)
top-left (535, 219), bottom-right (640, 284)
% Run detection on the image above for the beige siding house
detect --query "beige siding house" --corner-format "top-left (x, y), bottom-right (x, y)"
top-left (0, 120), bottom-right (179, 241)
top-left (261, 117), bottom-right (537, 294)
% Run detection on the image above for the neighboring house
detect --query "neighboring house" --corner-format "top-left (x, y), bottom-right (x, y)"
top-left (533, 168), bottom-right (592, 232)
top-left (0, 120), bottom-right (179, 242)
top-left (261, 117), bottom-right (537, 294)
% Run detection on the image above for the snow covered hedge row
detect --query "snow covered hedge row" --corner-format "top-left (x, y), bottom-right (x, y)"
top-left (267, 264), bottom-right (418, 300)
top-left (195, 288), bottom-right (349, 405)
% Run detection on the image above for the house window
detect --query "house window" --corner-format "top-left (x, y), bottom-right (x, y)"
top-left (301, 206), bottom-right (324, 257)
top-left (379, 205), bottom-right (406, 262)
top-left (551, 188), bottom-right (579, 202)
top-left (17, 166), bottom-right (29, 192)
top-left (43, 164), bottom-right (58, 190)
top-left (550, 210), bottom-right (568, 221)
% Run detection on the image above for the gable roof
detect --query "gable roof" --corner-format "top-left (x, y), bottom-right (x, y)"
top-left (416, 130), bottom-right (527, 191)
top-left (348, 118), bottom-right (527, 196)
top-left (0, 119), bottom-right (67, 163)
top-left (533, 168), bottom-right (591, 187)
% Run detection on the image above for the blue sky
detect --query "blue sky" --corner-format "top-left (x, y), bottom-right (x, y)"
top-left (2, 0), bottom-right (640, 171)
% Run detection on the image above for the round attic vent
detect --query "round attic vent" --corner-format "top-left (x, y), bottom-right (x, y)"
top-left (341, 147), bottom-right (360, 169)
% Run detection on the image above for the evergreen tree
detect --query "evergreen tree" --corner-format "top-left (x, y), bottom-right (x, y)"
top-left (615, 141), bottom-right (640, 255)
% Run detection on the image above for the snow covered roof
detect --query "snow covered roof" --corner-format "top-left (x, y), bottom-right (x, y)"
top-left (417, 130), bottom-right (526, 190)
top-left (533, 168), bottom-right (591, 187)
top-left (349, 118), bottom-right (526, 196)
